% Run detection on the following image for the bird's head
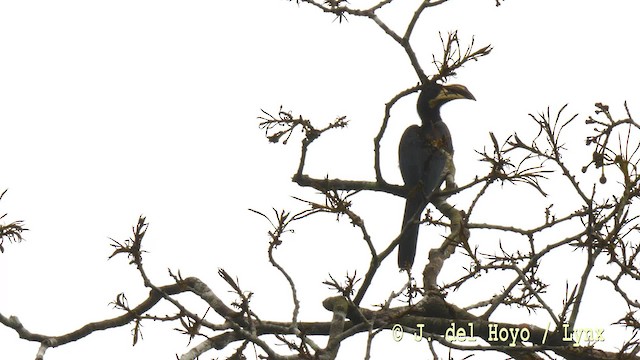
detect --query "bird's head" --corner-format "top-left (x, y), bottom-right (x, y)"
top-left (417, 82), bottom-right (475, 121)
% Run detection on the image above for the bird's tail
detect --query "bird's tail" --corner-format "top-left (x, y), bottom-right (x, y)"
top-left (398, 196), bottom-right (426, 270)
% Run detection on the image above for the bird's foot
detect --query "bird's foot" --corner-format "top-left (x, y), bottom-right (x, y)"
top-left (444, 173), bottom-right (457, 190)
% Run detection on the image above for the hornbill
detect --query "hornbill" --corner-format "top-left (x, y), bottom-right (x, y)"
top-left (398, 82), bottom-right (475, 270)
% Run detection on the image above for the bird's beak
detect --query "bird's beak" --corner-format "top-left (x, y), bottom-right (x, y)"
top-left (436, 84), bottom-right (476, 102)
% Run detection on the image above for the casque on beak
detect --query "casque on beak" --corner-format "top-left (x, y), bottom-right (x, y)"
top-left (438, 84), bottom-right (476, 101)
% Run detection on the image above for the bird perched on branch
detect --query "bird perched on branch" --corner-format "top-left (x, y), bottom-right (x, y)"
top-left (398, 82), bottom-right (475, 270)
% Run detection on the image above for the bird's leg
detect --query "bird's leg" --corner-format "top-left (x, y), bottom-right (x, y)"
top-left (440, 148), bottom-right (457, 191)
top-left (444, 166), bottom-right (456, 190)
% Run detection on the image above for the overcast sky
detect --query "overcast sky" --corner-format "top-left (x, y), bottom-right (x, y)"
top-left (1, 1), bottom-right (639, 359)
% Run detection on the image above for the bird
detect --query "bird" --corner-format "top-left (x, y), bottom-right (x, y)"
top-left (397, 82), bottom-right (475, 270)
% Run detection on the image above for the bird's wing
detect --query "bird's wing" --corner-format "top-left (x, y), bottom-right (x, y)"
top-left (397, 123), bottom-right (452, 269)
top-left (400, 122), bottom-right (451, 201)
top-left (399, 124), bottom-right (425, 188)
top-left (398, 125), bottom-right (429, 269)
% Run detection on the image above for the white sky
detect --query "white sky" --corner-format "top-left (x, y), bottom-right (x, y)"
top-left (1, 0), bottom-right (639, 359)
